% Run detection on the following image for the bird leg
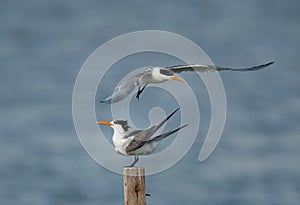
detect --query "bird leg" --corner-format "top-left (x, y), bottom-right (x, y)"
top-left (136, 84), bottom-right (148, 100)
top-left (127, 156), bottom-right (139, 167)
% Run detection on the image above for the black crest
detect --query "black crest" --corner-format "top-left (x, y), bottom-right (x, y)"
top-left (114, 120), bottom-right (130, 131)
top-left (159, 69), bottom-right (174, 76)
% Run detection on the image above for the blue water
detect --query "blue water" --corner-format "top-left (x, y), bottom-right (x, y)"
top-left (1, 0), bottom-right (300, 204)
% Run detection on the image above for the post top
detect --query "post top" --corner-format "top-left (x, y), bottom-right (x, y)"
top-left (123, 167), bottom-right (144, 170)
top-left (123, 167), bottom-right (145, 176)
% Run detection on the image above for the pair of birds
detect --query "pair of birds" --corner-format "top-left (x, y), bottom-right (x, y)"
top-left (98, 61), bottom-right (274, 167)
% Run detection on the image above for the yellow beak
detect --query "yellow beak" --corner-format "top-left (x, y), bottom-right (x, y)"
top-left (97, 121), bottom-right (113, 126)
top-left (172, 76), bottom-right (185, 82)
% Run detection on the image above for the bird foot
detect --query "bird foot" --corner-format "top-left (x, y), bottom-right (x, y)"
top-left (135, 84), bottom-right (147, 101)
top-left (124, 156), bottom-right (139, 167)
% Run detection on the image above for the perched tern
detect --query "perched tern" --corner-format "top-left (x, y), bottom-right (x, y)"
top-left (97, 108), bottom-right (187, 167)
top-left (100, 61), bottom-right (274, 103)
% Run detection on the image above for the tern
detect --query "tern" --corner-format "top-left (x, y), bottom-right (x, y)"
top-left (100, 61), bottom-right (274, 103)
top-left (97, 108), bottom-right (187, 167)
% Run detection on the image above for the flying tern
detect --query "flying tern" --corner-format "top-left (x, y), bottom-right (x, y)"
top-left (97, 108), bottom-right (187, 167)
top-left (100, 61), bottom-right (274, 104)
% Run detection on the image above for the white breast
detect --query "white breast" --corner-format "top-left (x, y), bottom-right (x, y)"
top-left (112, 133), bottom-right (133, 156)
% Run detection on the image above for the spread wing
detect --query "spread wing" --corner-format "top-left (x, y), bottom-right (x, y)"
top-left (125, 108), bottom-right (180, 153)
top-left (168, 61), bottom-right (274, 73)
top-left (100, 69), bottom-right (151, 104)
top-left (100, 79), bottom-right (137, 104)
top-left (100, 70), bottom-right (151, 104)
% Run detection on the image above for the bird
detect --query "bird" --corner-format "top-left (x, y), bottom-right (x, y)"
top-left (100, 61), bottom-right (274, 104)
top-left (97, 108), bottom-right (188, 167)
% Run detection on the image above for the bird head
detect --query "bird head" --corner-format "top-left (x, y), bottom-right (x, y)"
top-left (159, 69), bottom-right (184, 82)
top-left (97, 120), bottom-right (130, 133)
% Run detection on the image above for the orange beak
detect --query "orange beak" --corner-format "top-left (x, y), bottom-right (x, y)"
top-left (172, 76), bottom-right (185, 82)
top-left (97, 121), bottom-right (113, 126)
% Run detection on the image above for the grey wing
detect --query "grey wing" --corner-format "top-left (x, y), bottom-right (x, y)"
top-left (168, 62), bottom-right (274, 73)
top-left (125, 123), bottom-right (188, 153)
top-left (124, 108), bottom-right (180, 152)
top-left (124, 129), bottom-right (144, 139)
top-left (149, 124), bottom-right (188, 143)
top-left (139, 68), bottom-right (154, 83)
top-left (124, 129), bottom-right (152, 153)
top-left (125, 137), bottom-right (145, 153)
top-left (125, 107), bottom-right (180, 140)
top-left (141, 107), bottom-right (180, 137)
top-left (100, 69), bottom-right (152, 104)
top-left (100, 75), bottom-right (140, 104)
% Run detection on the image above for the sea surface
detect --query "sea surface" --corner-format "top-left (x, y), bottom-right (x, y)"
top-left (1, 0), bottom-right (300, 204)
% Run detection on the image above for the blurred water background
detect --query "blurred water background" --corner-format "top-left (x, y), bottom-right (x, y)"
top-left (1, 0), bottom-right (300, 204)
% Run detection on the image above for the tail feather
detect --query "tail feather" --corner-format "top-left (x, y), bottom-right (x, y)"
top-left (142, 107), bottom-right (180, 138)
top-left (150, 124), bottom-right (188, 143)
top-left (156, 107), bottom-right (180, 130)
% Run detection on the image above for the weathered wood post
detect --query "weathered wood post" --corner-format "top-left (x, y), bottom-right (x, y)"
top-left (123, 167), bottom-right (146, 205)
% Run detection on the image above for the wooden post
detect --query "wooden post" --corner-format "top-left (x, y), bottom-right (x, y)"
top-left (123, 167), bottom-right (146, 205)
